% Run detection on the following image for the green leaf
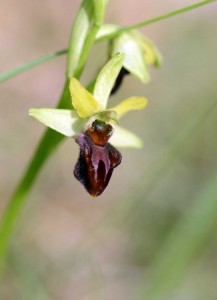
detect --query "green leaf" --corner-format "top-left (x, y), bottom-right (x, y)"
top-left (93, 53), bottom-right (125, 110)
top-left (110, 32), bottom-right (150, 83)
top-left (110, 96), bottom-right (148, 118)
top-left (29, 108), bottom-right (85, 137)
top-left (69, 78), bottom-right (99, 118)
top-left (92, 0), bottom-right (108, 26)
top-left (110, 125), bottom-right (143, 148)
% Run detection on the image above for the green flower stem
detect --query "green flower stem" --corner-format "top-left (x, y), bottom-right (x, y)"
top-left (0, 74), bottom-right (97, 271)
top-left (0, 80), bottom-right (69, 271)
top-left (1, 0), bottom-right (216, 83)
top-left (0, 0), bottom-right (103, 272)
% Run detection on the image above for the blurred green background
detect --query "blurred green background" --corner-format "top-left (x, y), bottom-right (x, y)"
top-left (1, 0), bottom-right (217, 299)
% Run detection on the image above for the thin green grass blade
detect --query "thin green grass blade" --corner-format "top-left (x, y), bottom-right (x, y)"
top-left (0, 49), bottom-right (67, 83)
top-left (121, 0), bottom-right (217, 33)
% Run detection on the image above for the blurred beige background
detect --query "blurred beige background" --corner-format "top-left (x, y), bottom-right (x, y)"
top-left (1, 1), bottom-right (217, 299)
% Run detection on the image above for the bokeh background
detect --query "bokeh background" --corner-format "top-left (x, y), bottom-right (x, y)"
top-left (1, 0), bottom-right (217, 299)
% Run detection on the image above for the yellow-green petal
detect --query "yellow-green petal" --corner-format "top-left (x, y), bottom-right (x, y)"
top-left (110, 96), bottom-right (148, 118)
top-left (110, 125), bottom-right (143, 148)
top-left (69, 78), bottom-right (99, 118)
top-left (93, 53), bottom-right (125, 110)
top-left (29, 108), bottom-right (85, 137)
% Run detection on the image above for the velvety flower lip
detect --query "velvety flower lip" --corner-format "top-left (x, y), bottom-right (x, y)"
top-left (74, 121), bottom-right (122, 197)
top-left (29, 53), bottom-right (149, 196)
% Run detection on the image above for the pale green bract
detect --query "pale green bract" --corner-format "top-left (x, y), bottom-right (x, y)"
top-left (67, 0), bottom-right (93, 79)
top-left (29, 54), bottom-right (148, 148)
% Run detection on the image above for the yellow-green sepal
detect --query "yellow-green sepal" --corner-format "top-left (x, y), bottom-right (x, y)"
top-left (69, 78), bottom-right (99, 118)
top-left (29, 108), bottom-right (86, 137)
top-left (93, 53), bottom-right (125, 110)
top-left (110, 96), bottom-right (148, 118)
top-left (110, 125), bottom-right (143, 148)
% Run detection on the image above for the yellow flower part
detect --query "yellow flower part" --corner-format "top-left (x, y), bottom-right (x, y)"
top-left (29, 54), bottom-right (151, 149)
top-left (110, 96), bottom-right (148, 118)
top-left (69, 78), bottom-right (99, 118)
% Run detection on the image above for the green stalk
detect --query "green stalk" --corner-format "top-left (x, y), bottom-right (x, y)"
top-left (0, 0), bottom-right (102, 272)
top-left (0, 81), bottom-right (69, 271)
top-left (1, 0), bottom-right (216, 82)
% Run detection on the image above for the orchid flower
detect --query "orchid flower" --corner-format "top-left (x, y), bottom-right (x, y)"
top-left (29, 53), bottom-right (148, 196)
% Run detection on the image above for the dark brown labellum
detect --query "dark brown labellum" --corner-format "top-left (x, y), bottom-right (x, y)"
top-left (74, 120), bottom-right (122, 197)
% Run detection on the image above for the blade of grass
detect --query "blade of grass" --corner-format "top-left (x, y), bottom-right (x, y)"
top-left (1, 0), bottom-right (216, 82)
top-left (0, 49), bottom-right (67, 83)
top-left (135, 165), bottom-right (217, 300)
top-left (120, 0), bottom-right (217, 34)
